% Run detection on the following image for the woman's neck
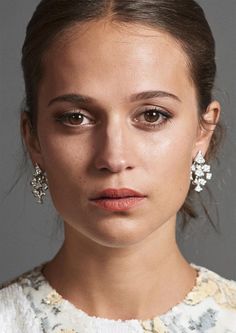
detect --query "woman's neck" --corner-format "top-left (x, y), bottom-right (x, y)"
top-left (42, 220), bottom-right (197, 320)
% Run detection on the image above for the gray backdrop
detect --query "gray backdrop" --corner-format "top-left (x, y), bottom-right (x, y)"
top-left (0, 0), bottom-right (235, 284)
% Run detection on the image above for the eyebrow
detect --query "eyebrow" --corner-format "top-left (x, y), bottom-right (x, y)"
top-left (130, 90), bottom-right (181, 103)
top-left (47, 90), bottom-right (181, 107)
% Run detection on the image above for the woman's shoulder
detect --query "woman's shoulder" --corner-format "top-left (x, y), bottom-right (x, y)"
top-left (150, 263), bottom-right (236, 332)
top-left (187, 262), bottom-right (236, 310)
top-left (0, 264), bottom-right (40, 292)
top-left (0, 266), bottom-right (43, 333)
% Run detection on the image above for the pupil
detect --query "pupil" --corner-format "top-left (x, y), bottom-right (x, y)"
top-left (71, 114), bottom-right (83, 124)
top-left (145, 111), bottom-right (159, 123)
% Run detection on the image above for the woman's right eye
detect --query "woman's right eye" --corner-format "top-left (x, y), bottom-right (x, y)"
top-left (55, 112), bottom-right (95, 127)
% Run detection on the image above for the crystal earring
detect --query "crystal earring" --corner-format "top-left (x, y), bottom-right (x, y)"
top-left (190, 150), bottom-right (212, 192)
top-left (30, 163), bottom-right (48, 204)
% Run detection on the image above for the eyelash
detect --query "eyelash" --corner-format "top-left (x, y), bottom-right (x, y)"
top-left (55, 112), bottom-right (95, 127)
top-left (55, 107), bottom-right (173, 129)
top-left (134, 107), bottom-right (172, 129)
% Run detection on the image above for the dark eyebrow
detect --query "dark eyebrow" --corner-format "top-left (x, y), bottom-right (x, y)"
top-left (48, 93), bottom-right (94, 107)
top-left (129, 90), bottom-right (181, 103)
top-left (48, 90), bottom-right (181, 107)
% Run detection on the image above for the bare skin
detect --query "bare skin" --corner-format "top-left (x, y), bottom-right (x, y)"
top-left (22, 20), bottom-right (220, 320)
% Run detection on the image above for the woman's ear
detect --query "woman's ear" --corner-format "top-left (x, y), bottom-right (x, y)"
top-left (21, 112), bottom-right (44, 168)
top-left (192, 100), bottom-right (221, 158)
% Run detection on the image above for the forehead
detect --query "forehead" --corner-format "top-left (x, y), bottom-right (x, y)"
top-left (44, 19), bottom-right (190, 68)
top-left (40, 20), bottom-right (196, 105)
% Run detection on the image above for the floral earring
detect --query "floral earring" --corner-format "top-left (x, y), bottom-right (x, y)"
top-left (30, 163), bottom-right (48, 204)
top-left (190, 151), bottom-right (212, 192)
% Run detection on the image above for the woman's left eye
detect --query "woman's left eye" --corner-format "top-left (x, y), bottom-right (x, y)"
top-left (134, 108), bottom-right (172, 129)
top-left (55, 112), bottom-right (94, 127)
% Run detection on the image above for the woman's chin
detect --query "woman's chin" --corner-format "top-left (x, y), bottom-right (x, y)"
top-left (72, 217), bottom-right (153, 249)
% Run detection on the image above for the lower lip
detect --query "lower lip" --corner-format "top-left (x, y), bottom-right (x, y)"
top-left (90, 197), bottom-right (146, 211)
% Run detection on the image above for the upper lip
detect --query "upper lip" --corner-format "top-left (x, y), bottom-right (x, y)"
top-left (90, 188), bottom-right (146, 199)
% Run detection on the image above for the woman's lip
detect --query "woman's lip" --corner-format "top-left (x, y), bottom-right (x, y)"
top-left (89, 197), bottom-right (146, 211)
top-left (90, 188), bottom-right (146, 200)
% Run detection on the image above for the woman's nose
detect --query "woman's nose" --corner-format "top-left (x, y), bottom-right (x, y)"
top-left (94, 119), bottom-right (135, 173)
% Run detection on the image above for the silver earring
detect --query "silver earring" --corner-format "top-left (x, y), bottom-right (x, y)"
top-left (30, 163), bottom-right (48, 204)
top-left (190, 150), bottom-right (212, 192)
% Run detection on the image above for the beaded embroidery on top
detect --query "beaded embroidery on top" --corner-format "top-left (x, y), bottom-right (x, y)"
top-left (4, 261), bottom-right (236, 333)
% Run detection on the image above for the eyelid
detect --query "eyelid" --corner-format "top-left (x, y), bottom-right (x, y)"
top-left (140, 104), bottom-right (170, 112)
top-left (60, 107), bottom-right (91, 115)
top-left (54, 107), bottom-right (95, 119)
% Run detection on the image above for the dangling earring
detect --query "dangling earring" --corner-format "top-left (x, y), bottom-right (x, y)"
top-left (190, 150), bottom-right (212, 192)
top-left (30, 163), bottom-right (48, 204)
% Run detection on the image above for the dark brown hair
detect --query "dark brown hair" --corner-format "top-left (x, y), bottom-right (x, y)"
top-left (21, 0), bottom-right (225, 229)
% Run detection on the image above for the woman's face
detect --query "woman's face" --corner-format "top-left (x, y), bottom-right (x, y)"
top-left (24, 20), bottom-right (218, 248)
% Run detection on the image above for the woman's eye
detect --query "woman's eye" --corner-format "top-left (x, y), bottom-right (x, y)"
top-left (135, 108), bottom-right (172, 129)
top-left (55, 112), bottom-right (94, 127)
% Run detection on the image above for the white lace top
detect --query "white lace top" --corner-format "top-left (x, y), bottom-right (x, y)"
top-left (0, 261), bottom-right (236, 333)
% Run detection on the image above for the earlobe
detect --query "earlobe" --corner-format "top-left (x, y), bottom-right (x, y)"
top-left (21, 112), bottom-right (43, 166)
top-left (193, 100), bottom-right (221, 157)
